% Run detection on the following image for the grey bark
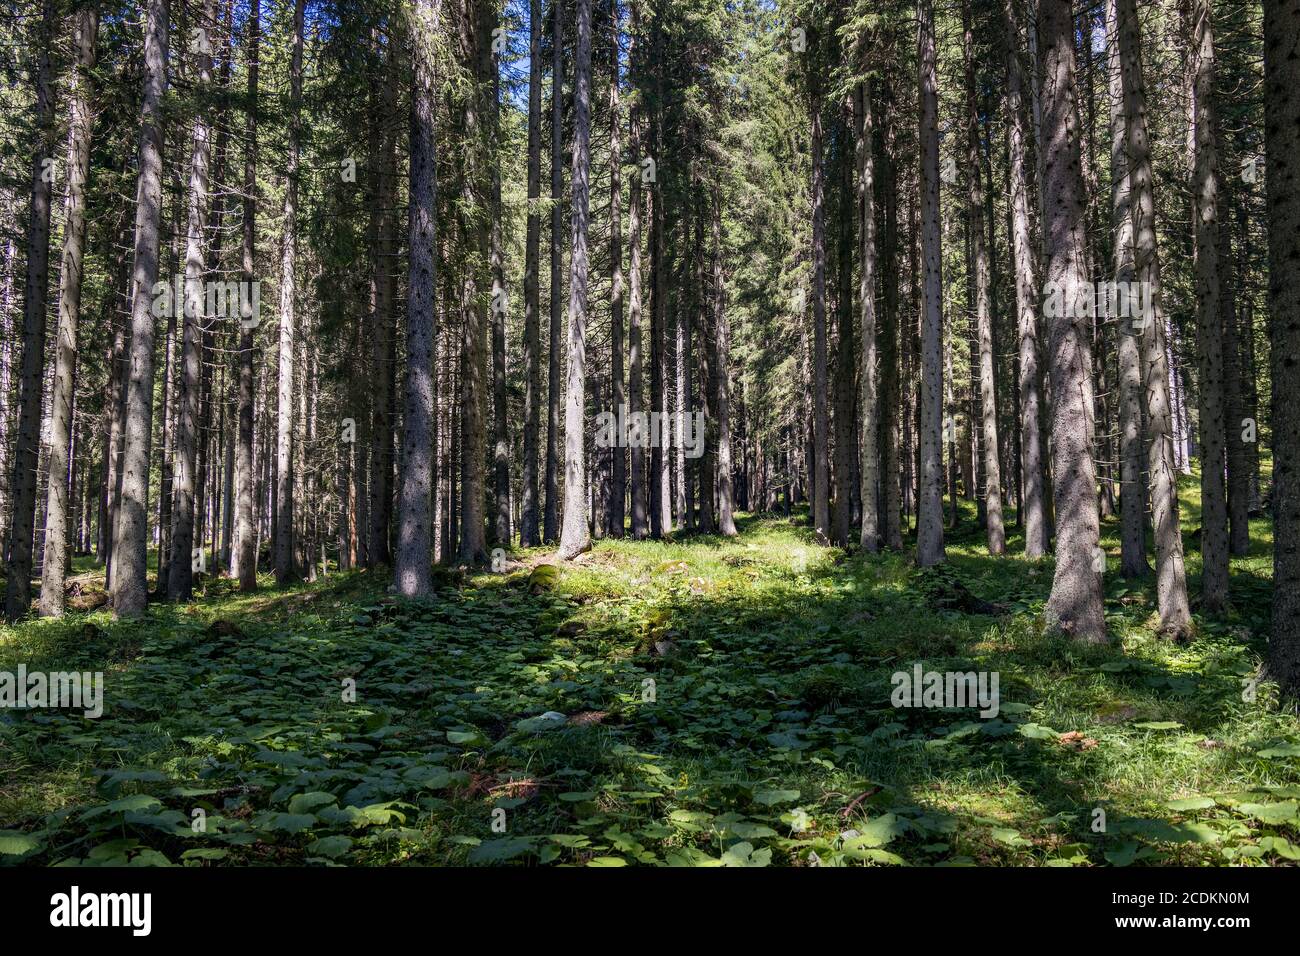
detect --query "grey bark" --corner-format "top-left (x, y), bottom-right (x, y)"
top-left (558, 0), bottom-right (592, 559)
top-left (1039, 0), bottom-right (1106, 643)
top-left (1190, 0), bottom-right (1229, 612)
top-left (2, 0), bottom-right (56, 621)
top-left (111, 0), bottom-right (169, 619)
top-left (1264, 0), bottom-right (1300, 696)
top-left (857, 82), bottom-right (880, 552)
top-left (234, 0), bottom-right (258, 591)
top-left (273, 0), bottom-right (304, 585)
top-left (169, 0), bottom-right (217, 602)
top-left (1006, 0), bottom-right (1047, 559)
top-left (395, 0), bottom-right (442, 597)
top-left (38, 6), bottom-right (97, 617)
top-left (916, 0), bottom-right (946, 566)
top-left (520, 0), bottom-right (543, 547)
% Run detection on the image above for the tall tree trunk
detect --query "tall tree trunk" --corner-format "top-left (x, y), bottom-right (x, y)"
top-left (274, 0), bottom-right (304, 585)
top-left (544, 0), bottom-right (564, 544)
top-left (878, 79), bottom-right (904, 551)
top-left (111, 0), bottom-right (169, 618)
top-left (965, 0), bottom-right (1005, 555)
top-left (558, 0), bottom-right (592, 559)
top-left (368, 39), bottom-right (398, 567)
top-left (831, 110), bottom-right (854, 548)
top-left (916, 0), bottom-right (946, 566)
top-left (234, 0), bottom-right (259, 591)
top-left (1040, 0), bottom-right (1106, 643)
top-left (38, 6), bottom-right (97, 617)
top-left (857, 81), bottom-right (880, 552)
top-left (1006, 0), bottom-right (1047, 559)
top-left (169, 0), bottom-right (217, 601)
top-left (1264, 0), bottom-right (1300, 697)
top-left (713, 186), bottom-right (736, 537)
top-left (491, 31), bottom-right (511, 547)
top-left (520, 0), bottom-right (543, 547)
top-left (1190, 0), bottom-right (1229, 612)
top-left (395, 0), bottom-right (442, 597)
top-left (809, 78), bottom-right (830, 542)
top-left (2, 0), bottom-right (56, 621)
top-left (457, 0), bottom-right (490, 564)
top-left (607, 2), bottom-right (626, 537)
top-left (628, 10), bottom-right (648, 539)
top-left (1106, 0), bottom-right (1148, 578)
top-left (1117, 0), bottom-right (1192, 635)
top-left (1221, 165), bottom-right (1249, 557)
top-left (648, 14), bottom-right (666, 538)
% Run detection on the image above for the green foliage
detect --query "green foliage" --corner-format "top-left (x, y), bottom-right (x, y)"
top-left (1, 509), bottom-right (1295, 867)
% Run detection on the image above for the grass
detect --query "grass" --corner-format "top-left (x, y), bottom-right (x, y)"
top-left (0, 485), bottom-right (1297, 867)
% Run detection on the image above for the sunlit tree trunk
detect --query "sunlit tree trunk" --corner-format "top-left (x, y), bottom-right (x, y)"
top-left (38, 7), bottom-right (98, 617)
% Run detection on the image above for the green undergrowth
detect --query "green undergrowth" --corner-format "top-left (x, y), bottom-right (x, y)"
top-left (1, 502), bottom-right (1296, 867)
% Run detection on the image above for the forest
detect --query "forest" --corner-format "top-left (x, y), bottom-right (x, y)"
top-left (0, 0), bottom-right (1298, 873)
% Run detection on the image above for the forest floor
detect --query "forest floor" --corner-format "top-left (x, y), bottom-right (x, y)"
top-left (2, 474), bottom-right (1299, 866)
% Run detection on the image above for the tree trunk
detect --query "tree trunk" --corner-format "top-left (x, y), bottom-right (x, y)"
top-left (491, 33), bottom-right (511, 547)
top-left (1006, 0), bottom-right (1047, 560)
top-left (965, 0), bottom-right (1005, 556)
top-left (273, 0), bottom-right (304, 585)
top-left (607, 3), bottom-right (626, 538)
top-left (395, 0), bottom-right (442, 597)
top-left (1264, 0), bottom-right (1300, 697)
top-left (713, 187), bottom-right (737, 537)
top-left (111, 0), bottom-right (169, 619)
top-left (234, 0), bottom-right (259, 591)
top-left (558, 0), bottom-right (593, 559)
top-left (857, 81), bottom-right (880, 552)
top-left (628, 10), bottom-right (648, 540)
top-left (1039, 0), bottom-right (1106, 643)
top-left (38, 6), bottom-right (97, 617)
top-left (1117, 0), bottom-right (1192, 635)
top-left (2, 0), bottom-right (56, 621)
top-left (544, 0), bottom-right (564, 544)
top-left (367, 38), bottom-right (398, 567)
top-left (520, 0), bottom-right (543, 547)
top-left (169, 0), bottom-right (217, 602)
top-left (1106, 0), bottom-right (1148, 579)
top-left (1190, 0), bottom-right (1229, 613)
top-left (916, 0), bottom-right (946, 566)
top-left (809, 78), bottom-right (830, 542)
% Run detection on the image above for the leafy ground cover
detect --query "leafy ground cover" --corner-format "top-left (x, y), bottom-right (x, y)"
top-left (2, 490), bottom-right (1298, 866)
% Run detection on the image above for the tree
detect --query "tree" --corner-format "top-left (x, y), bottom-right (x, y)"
top-left (170, 0), bottom-right (219, 602)
top-left (1116, 0), bottom-right (1192, 636)
top-left (1005, 0), bottom-right (1046, 560)
top-left (559, 0), bottom-right (593, 560)
top-left (1264, 0), bottom-right (1300, 697)
top-left (1106, 0), bottom-right (1147, 579)
top-left (2, 0), bottom-right (56, 621)
top-left (112, 0), bottom-right (170, 619)
top-left (1190, 0), bottom-right (1229, 613)
top-left (545, 0), bottom-right (564, 544)
top-left (857, 78), bottom-right (880, 552)
top-left (395, 0), bottom-right (443, 598)
top-left (915, 0), bottom-right (945, 567)
top-left (964, 0), bottom-right (1004, 556)
top-left (38, 5), bottom-right (98, 617)
top-left (274, 0), bottom-right (306, 586)
top-left (520, 0), bottom-right (544, 548)
top-left (234, 0), bottom-right (260, 592)
top-left (1039, 0), bottom-right (1106, 643)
